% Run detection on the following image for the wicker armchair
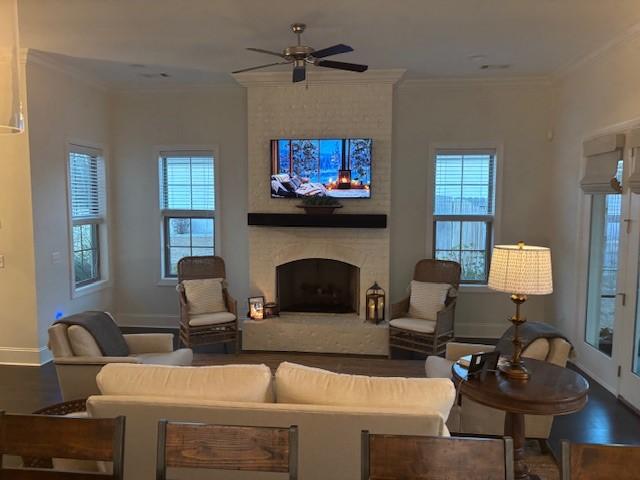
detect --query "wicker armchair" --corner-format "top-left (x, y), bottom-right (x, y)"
top-left (389, 259), bottom-right (461, 357)
top-left (176, 256), bottom-right (239, 352)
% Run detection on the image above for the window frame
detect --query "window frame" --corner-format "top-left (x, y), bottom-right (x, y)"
top-left (157, 147), bottom-right (220, 281)
top-left (428, 144), bottom-right (502, 287)
top-left (66, 142), bottom-right (109, 296)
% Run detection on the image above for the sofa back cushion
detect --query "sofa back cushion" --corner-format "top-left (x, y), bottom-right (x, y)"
top-left (97, 364), bottom-right (274, 403)
top-left (67, 325), bottom-right (103, 357)
top-left (48, 324), bottom-right (74, 358)
top-left (275, 362), bottom-right (456, 420)
top-left (182, 278), bottom-right (226, 315)
top-left (408, 280), bottom-right (451, 320)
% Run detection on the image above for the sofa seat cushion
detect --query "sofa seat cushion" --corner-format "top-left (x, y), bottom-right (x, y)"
top-left (97, 363), bottom-right (274, 403)
top-left (390, 317), bottom-right (436, 333)
top-left (67, 325), bottom-right (102, 357)
top-left (182, 278), bottom-right (226, 315)
top-left (408, 280), bottom-right (451, 320)
top-left (136, 348), bottom-right (193, 366)
top-left (275, 362), bottom-right (456, 421)
top-left (189, 311), bottom-right (236, 327)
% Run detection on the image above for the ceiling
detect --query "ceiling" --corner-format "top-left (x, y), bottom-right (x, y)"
top-left (16, 0), bottom-right (640, 87)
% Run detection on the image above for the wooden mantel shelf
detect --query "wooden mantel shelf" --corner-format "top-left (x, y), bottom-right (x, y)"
top-left (247, 213), bottom-right (387, 229)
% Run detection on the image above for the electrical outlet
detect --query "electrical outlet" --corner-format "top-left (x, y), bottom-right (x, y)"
top-left (0, 255), bottom-right (5, 269)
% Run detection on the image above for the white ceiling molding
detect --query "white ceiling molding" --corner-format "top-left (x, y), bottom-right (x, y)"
top-left (233, 68), bottom-right (406, 87)
top-left (399, 75), bottom-right (552, 88)
top-left (553, 20), bottom-right (640, 80)
top-left (21, 48), bottom-right (110, 91)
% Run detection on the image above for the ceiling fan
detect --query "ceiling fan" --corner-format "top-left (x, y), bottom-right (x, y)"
top-left (232, 23), bottom-right (368, 82)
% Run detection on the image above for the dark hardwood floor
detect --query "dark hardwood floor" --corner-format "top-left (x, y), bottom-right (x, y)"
top-left (1, 341), bottom-right (639, 461)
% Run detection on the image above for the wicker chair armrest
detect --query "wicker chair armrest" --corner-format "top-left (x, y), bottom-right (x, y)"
top-left (54, 356), bottom-right (142, 366)
top-left (391, 297), bottom-right (410, 319)
top-left (176, 283), bottom-right (188, 307)
top-left (224, 290), bottom-right (238, 317)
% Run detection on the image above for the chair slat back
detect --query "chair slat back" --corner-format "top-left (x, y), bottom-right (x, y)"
top-left (157, 422), bottom-right (298, 479)
top-left (562, 441), bottom-right (640, 480)
top-left (177, 256), bottom-right (226, 282)
top-left (362, 432), bottom-right (513, 480)
top-left (413, 259), bottom-right (461, 289)
top-left (0, 413), bottom-right (125, 479)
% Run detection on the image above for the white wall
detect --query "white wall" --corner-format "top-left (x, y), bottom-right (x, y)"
top-left (0, 58), bottom-right (40, 364)
top-left (25, 54), bottom-right (113, 360)
top-left (392, 80), bottom-right (553, 337)
top-left (111, 86), bottom-right (248, 326)
top-left (549, 32), bottom-right (640, 386)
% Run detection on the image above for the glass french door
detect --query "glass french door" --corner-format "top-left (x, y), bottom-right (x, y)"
top-left (584, 150), bottom-right (640, 411)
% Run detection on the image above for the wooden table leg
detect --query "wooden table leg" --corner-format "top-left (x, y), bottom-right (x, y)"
top-left (505, 412), bottom-right (540, 480)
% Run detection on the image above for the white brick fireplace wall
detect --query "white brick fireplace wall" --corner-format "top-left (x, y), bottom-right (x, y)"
top-left (235, 70), bottom-right (404, 322)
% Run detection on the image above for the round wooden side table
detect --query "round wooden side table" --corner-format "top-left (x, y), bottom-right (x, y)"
top-left (452, 358), bottom-right (589, 480)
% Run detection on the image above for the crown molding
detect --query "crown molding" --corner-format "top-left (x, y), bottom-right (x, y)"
top-left (399, 75), bottom-right (552, 88)
top-left (20, 48), bottom-right (110, 91)
top-left (233, 68), bottom-right (406, 87)
top-left (553, 21), bottom-right (640, 80)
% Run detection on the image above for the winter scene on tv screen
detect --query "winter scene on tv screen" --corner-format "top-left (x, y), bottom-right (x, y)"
top-left (270, 138), bottom-right (372, 198)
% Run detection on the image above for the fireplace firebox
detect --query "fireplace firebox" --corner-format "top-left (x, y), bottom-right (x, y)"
top-left (276, 258), bottom-right (359, 314)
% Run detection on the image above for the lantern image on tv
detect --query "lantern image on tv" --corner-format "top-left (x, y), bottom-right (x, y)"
top-left (337, 169), bottom-right (351, 189)
top-left (248, 296), bottom-right (265, 320)
top-left (366, 282), bottom-right (385, 324)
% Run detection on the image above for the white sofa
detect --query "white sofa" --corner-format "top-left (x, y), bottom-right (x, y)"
top-left (87, 362), bottom-right (456, 480)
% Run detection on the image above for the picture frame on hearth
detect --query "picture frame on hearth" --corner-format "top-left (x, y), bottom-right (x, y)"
top-left (248, 296), bottom-right (265, 320)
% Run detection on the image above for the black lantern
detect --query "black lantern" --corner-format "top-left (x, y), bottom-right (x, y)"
top-left (337, 169), bottom-right (351, 189)
top-left (366, 282), bottom-right (385, 324)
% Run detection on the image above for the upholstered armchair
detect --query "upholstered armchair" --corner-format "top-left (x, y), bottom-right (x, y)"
top-left (48, 317), bottom-right (193, 401)
top-left (389, 259), bottom-right (461, 357)
top-left (176, 256), bottom-right (239, 352)
top-left (425, 338), bottom-right (573, 442)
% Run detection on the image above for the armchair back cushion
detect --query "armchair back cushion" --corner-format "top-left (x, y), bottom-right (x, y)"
top-left (48, 324), bottom-right (74, 358)
top-left (97, 363), bottom-right (274, 403)
top-left (182, 278), bottom-right (226, 315)
top-left (275, 362), bottom-right (455, 420)
top-left (67, 325), bottom-right (103, 357)
top-left (408, 280), bottom-right (452, 320)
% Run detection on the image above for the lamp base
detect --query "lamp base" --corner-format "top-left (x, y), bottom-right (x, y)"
top-left (498, 361), bottom-right (530, 381)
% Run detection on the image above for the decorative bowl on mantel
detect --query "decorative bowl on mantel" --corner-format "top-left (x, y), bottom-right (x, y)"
top-left (297, 204), bottom-right (343, 215)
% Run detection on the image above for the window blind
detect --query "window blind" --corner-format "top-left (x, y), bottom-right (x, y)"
top-left (160, 153), bottom-right (215, 211)
top-left (580, 134), bottom-right (625, 194)
top-left (69, 148), bottom-right (104, 221)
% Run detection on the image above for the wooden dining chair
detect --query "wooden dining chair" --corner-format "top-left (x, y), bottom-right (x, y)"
top-left (561, 440), bottom-right (640, 480)
top-left (156, 421), bottom-right (298, 480)
top-left (0, 411), bottom-right (125, 479)
top-left (361, 431), bottom-right (514, 480)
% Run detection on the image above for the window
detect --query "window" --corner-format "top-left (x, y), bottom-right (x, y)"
top-left (68, 145), bottom-right (105, 289)
top-left (432, 150), bottom-right (496, 284)
top-left (159, 151), bottom-right (215, 277)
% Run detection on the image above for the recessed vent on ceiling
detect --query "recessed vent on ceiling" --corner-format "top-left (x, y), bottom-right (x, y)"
top-left (479, 64), bottom-right (511, 70)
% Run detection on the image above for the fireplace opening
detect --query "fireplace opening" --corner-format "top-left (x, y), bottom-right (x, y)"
top-left (277, 258), bottom-right (359, 314)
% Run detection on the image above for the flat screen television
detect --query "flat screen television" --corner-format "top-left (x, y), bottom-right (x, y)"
top-left (270, 138), bottom-right (372, 199)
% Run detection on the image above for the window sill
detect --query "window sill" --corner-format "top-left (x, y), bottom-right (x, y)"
top-left (157, 278), bottom-right (178, 287)
top-left (458, 284), bottom-right (495, 294)
top-left (72, 279), bottom-right (111, 299)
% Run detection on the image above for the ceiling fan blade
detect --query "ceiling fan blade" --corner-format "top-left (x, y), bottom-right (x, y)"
top-left (232, 61), bottom-right (290, 74)
top-left (293, 65), bottom-right (306, 83)
top-left (311, 43), bottom-right (354, 59)
top-left (315, 60), bottom-right (368, 72)
top-left (246, 47), bottom-right (286, 58)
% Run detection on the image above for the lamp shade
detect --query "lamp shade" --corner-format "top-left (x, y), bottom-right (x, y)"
top-left (0, 0), bottom-right (23, 134)
top-left (488, 243), bottom-right (553, 295)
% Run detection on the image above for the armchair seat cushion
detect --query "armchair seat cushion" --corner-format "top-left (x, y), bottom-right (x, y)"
top-left (389, 317), bottom-right (436, 333)
top-left (136, 348), bottom-right (193, 366)
top-left (408, 280), bottom-right (452, 320)
top-left (188, 311), bottom-right (236, 327)
top-left (182, 278), bottom-right (226, 315)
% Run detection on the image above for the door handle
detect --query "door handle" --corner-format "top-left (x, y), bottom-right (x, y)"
top-left (617, 292), bottom-right (627, 306)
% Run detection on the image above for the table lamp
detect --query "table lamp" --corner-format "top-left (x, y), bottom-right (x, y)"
top-left (488, 241), bottom-right (553, 380)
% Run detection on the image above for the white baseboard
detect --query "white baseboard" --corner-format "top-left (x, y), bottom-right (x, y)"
top-left (568, 358), bottom-right (618, 396)
top-left (455, 322), bottom-right (505, 339)
top-left (0, 345), bottom-right (51, 366)
top-left (115, 313), bottom-right (179, 329)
